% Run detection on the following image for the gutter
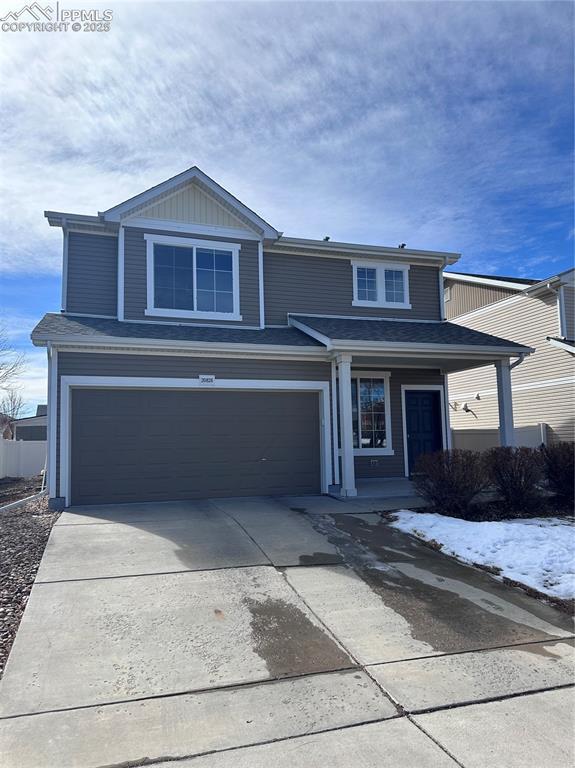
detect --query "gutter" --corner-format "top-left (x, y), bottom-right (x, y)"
top-left (31, 335), bottom-right (329, 358)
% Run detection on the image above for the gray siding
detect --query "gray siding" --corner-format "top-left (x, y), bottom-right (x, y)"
top-left (263, 252), bottom-right (441, 324)
top-left (352, 368), bottom-right (444, 478)
top-left (444, 279), bottom-right (516, 320)
top-left (123, 228), bottom-right (260, 326)
top-left (14, 425), bottom-right (47, 441)
top-left (55, 352), bottom-right (330, 497)
top-left (66, 232), bottom-right (118, 316)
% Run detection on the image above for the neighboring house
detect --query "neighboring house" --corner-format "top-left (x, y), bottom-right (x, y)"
top-left (12, 405), bottom-right (48, 441)
top-left (32, 167), bottom-right (530, 508)
top-left (444, 270), bottom-right (575, 448)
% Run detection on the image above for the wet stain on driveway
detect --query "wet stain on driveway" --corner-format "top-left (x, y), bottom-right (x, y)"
top-left (244, 596), bottom-right (355, 678)
top-left (308, 513), bottom-right (573, 656)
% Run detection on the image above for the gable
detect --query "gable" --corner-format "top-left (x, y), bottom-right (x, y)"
top-left (137, 183), bottom-right (253, 231)
top-left (101, 166), bottom-right (280, 239)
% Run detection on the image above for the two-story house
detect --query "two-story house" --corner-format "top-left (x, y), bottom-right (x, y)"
top-left (444, 270), bottom-right (575, 449)
top-left (33, 167), bottom-right (530, 508)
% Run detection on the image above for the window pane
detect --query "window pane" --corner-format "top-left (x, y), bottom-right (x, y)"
top-left (215, 271), bottom-right (233, 292)
top-left (155, 265), bottom-right (173, 289)
top-left (357, 377), bottom-right (387, 449)
top-left (357, 267), bottom-right (377, 302)
top-left (154, 287), bottom-right (173, 309)
top-left (215, 292), bottom-right (234, 313)
top-left (384, 269), bottom-right (405, 303)
top-left (174, 289), bottom-right (194, 310)
top-left (197, 290), bottom-right (215, 311)
top-left (154, 245), bottom-right (174, 267)
top-left (194, 246), bottom-right (235, 314)
top-left (154, 244), bottom-right (195, 310)
top-left (196, 249), bottom-right (214, 270)
top-left (177, 267), bottom-right (194, 290)
top-left (174, 247), bottom-right (193, 269)
top-left (215, 251), bottom-right (233, 271)
top-left (351, 379), bottom-right (359, 448)
top-left (196, 269), bottom-right (214, 290)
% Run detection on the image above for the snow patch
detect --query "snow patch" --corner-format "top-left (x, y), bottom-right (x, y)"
top-left (390, 511), bottom-right (575, 599)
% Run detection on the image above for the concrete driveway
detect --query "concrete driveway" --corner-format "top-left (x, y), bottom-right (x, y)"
top-left (0, 496), bottom-right (573, 767)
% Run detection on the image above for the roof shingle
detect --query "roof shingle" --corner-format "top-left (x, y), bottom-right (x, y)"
top-left (291, 315), bottom-right (530, 350)
top-left (32, 314), bottom-right (323, 347)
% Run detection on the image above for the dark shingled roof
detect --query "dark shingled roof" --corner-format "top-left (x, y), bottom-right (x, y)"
top-left (32, 314), bottom-right (323, 347)
top-left (446, 272), bottom-right (540, 285)
top-left (291, 315), bottom-right (530, 350)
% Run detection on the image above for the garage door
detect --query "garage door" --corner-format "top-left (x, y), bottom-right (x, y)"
top-left (70, 388), bottom-right (322, 505)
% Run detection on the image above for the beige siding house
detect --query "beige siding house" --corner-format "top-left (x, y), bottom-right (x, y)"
top-left (445, 270), bottom-right (575, 447)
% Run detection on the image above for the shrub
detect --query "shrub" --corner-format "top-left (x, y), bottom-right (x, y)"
top-left (412, 449), bottom-right (488, 519)
top-left (483, 446), bottom-right (543, 515)
top-left (540, 442), bottom-right (574, 511)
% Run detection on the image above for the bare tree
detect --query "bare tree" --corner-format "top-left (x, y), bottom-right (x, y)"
top-left (0, 325), bottom-right (25, 391)
top-left (1, 388), bottom-right (25, 422)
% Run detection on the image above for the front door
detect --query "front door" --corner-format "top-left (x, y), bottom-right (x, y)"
top-left (404, 389), bottom-right (443, 476)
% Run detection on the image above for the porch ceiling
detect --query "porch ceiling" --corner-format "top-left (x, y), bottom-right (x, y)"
top-left (348, 354), bottom-right (503, 374)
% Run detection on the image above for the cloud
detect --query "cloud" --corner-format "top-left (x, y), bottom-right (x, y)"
top-left (1, 348), bottom-right (47, 416)
top-left (0, 1), bottom-right (572, 276)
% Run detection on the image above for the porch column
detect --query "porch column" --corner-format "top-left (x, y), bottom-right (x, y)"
top-left (336, 353), bottom-right (357, 497)
top-left (495, 358), bottom-right (515, 447)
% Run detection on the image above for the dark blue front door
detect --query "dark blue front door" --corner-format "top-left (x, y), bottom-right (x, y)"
top-left (404, 390), bottom-right (443, 476)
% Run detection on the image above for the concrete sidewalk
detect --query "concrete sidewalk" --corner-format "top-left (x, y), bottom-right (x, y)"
top-left (0, 496), bottom-right (573, 767)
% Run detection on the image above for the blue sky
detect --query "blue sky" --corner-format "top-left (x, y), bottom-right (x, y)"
top-left (0, 0), bottom-right (573, 412)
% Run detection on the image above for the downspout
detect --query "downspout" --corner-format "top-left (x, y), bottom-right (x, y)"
top-left (258, 239), bottom-right (265, 329)
top-left (61, 217), bottom-right (68, 312)
top-left (541, 281), bottom-right (566, 338)
top-left (510, 351), bottom-right (528, 370)
top-left (117, 225), bottom-right (125, 321)
top-left (330, 359), bottom-right (340, 487)
top-left (439, 257), bottom-right (447, 321)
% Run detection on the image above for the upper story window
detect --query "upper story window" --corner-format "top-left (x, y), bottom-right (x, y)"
top-left (352, 261), bottom-right (411, 310)
top-left (444, 285), bottom-right (451, 302)
top-left (145, 234), bottom-right (241, 320)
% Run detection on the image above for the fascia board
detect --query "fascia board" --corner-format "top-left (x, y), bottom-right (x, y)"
top-left (31, 334), bottom-right (327, 357)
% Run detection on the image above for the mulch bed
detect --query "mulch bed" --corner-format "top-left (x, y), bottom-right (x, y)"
top-left (0, 476), bottom-right (44, 506)
top-left (0, 495), bottom-right (60, 677)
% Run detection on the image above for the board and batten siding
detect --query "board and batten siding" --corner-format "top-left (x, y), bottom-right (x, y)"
top-left (444, 279), bottom-right (516, 320)
top-left (123, 227), bottom-right (260, 326)
top-left (65, 232), bottom-right (118, 316)
top-left (449, 292), bottom-right (575, 443)
top-left (136, 185), bottom-right (253, 231)
top-left (54, 352), bottom-right (331, 497)
top-left (352, 368), bottom-right (445, 478)
top-left (263, 252), bottom-right (441, 324)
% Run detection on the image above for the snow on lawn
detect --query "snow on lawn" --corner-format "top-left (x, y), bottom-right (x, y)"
top-left (390, 511), bottom-right (575, 599)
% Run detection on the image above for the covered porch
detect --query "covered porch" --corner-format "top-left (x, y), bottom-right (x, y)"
top-left (289, 315), bottom-right (533, 498)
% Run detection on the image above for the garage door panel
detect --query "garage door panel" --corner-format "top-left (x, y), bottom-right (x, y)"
top-left (70, 388), bottom-right (322, 504)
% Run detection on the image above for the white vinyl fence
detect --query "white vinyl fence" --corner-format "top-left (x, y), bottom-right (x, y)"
top-left (0, 438), bottom-right (47, 479)
top-left (451, 423), bottom-right (548, 452)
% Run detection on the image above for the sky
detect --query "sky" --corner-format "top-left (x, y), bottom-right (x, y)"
top-left (0, 0), bottom-right (573, 413)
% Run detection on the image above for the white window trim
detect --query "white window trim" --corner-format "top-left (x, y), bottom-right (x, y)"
top-left (352, 260), bottom-right (411, 309)
top-left (338, 369), bottom-right (394, 456)
top-left (401, 384), bottom-right (448, 477)
top-left (144, 233), bottom-right (242, 321)
top-left (59, 376), bottom-right (332, 506)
